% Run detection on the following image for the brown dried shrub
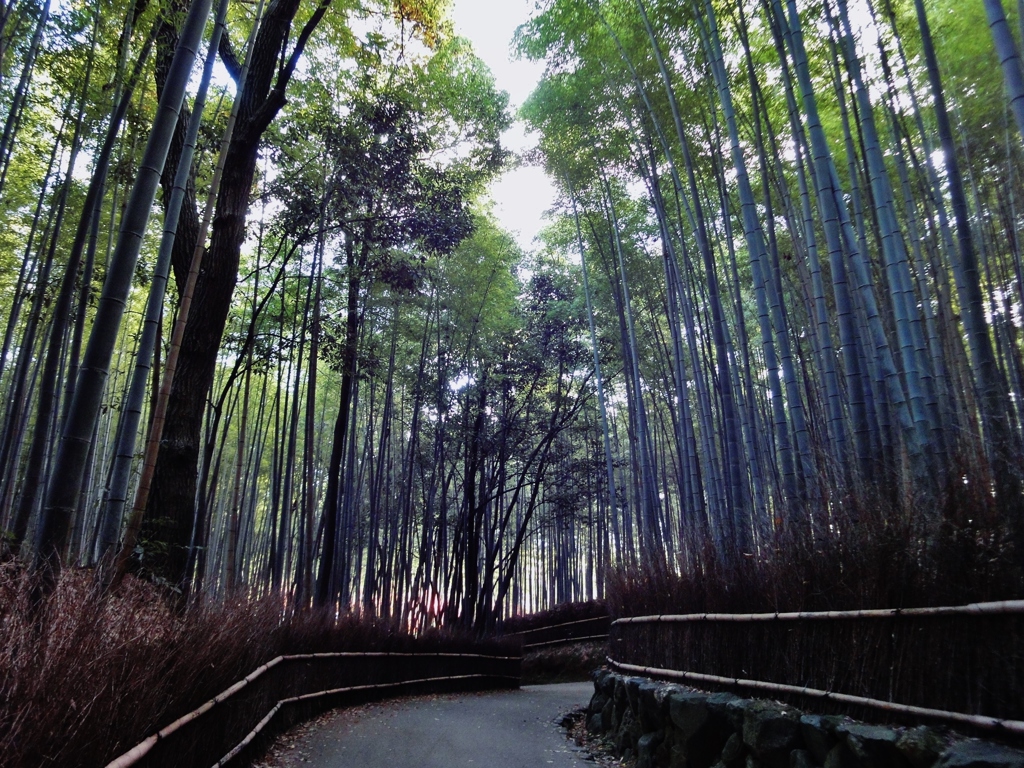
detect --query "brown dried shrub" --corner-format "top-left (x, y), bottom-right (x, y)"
top-left (0, 564), bottom-right (511, 768)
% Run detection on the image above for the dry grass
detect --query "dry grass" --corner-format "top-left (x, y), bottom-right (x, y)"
top-left (0, 564), bottom-right (509, 768)
top-left (608, 482), bottom-right (1024, 616)
top-left (499, 599), bottom-right (609, 635)
top-left (522, 640), bottom-right (609, 684)
top-left (604, 482), bottom-right (1024, 724)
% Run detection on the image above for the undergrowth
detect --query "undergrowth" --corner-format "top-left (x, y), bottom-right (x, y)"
top-left (602, 478), bottom-right (1024, 724)
top-left (607, 477), bottom-right (1024, 616)
top-left (522, 640), bottom-right (609, 684)
top-left (499, 599), bottom-right (609, 634)
top-left (0, 564), bottom-right (508, 768)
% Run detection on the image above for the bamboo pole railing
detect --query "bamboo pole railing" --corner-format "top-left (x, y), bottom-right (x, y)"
top-left (612, 599), bottom-right (1024, 625)
top-left (523, 634), bottom-right (610, 650)
top-left (510, 614), bottom-right (611, 649)
top-left (212, 674), bottom-right (497, 767)
top-left (606, 602), bottom-right (1024, 733)
top-left (513, 615), bottom-right (612, 634)
top-left (606, 659), bottom-right (1024, 736)
top-left (105, 651), bottom-right (520, 768)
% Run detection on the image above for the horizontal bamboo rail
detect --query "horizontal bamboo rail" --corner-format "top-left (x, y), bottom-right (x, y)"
top-left (105, 651), bottom-right (520, 768)
top-left (607, 658), bottom-right (1024, 736)
top-left (613, 599), bottom-right (1024, 625)
top-left (513, 616), bottom-right (612, 636)
top-left (523, 633), bottom-right (610, 650)
top-left (524, 634), bottom-right (610, 651)
top-left (510, 614), bottom-right (612, 650)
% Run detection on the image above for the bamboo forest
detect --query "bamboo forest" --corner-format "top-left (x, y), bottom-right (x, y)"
top-left (1, 0), bottom-right (1024, 637)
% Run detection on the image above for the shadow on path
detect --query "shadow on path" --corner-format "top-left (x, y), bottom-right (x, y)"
top-left (257, 682), bottom-right (594, 768)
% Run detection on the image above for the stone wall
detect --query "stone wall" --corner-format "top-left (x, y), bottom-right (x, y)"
top-left (585, 670), bottom-right (1024, 768)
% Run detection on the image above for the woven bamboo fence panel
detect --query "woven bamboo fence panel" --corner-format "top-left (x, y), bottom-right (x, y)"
top-left (610, 601), bottom-right (1024, 724)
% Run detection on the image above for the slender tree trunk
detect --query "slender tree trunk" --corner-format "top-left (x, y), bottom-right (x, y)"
top-left (33, 0), bottom-right (212, 588)
top-left (914, 0), bottom-right (1022, 512)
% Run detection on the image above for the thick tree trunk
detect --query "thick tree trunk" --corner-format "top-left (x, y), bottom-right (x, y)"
top-left (143, 0), bottom-right (331, 588)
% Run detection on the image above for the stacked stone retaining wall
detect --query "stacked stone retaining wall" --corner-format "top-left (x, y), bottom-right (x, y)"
top-left (585, 670), bottom-right (1024, 768)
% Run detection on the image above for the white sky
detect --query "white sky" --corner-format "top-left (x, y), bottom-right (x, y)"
top-left (449, 0), bottom-right (556, 251)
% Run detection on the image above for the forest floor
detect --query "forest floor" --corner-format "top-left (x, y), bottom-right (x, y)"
top-left (561, 703), bottom-right (638, 768)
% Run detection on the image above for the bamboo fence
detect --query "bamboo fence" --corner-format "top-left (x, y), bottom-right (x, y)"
top-left (105, 651), bottom-right (520, 768)
top-left (610, 600), bottom-right (1024, 727)
top-left (512, 615), bottom-right (612, 649)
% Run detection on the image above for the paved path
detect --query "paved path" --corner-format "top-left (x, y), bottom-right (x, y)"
top-left (263, 683), bottom-right (594, 768)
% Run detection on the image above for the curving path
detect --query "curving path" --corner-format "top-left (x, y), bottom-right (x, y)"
top-left (259, 682), bottom-right (594, 768)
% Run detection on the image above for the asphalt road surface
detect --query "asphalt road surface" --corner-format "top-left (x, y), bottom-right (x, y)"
top-left (259, 682), bottom-right (595, 768)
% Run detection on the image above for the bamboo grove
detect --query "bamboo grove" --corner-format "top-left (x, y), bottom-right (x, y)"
top-left (518, 0), bottom-right (1024, 574)
top-left (1, 0), bottom-right (1023, 634)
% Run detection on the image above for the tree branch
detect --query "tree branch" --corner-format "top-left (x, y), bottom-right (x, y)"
top-left (278, 0), bottom-right (331, 89)
top-left (218, 28), bottom-right (241, 83)
top-left (248, 0), bottom-right (331, 138)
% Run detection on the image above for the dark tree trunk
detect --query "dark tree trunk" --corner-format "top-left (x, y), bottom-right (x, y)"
top-left (143, 0), bottom-right (331, 587)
